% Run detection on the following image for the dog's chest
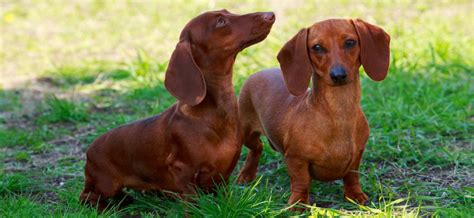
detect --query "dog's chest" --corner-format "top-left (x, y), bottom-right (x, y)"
top-left (194, 125), bottom-right (241, 186)
top-left (293, 116), bottom-right (358, 180)
top-left (212, 123), bottom-right (241, 164)
top-left (308, 140), bottom-right (355, 180)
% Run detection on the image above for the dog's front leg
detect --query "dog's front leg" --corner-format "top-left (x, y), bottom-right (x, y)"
top-left (343, 116), bottom-right (369, 205)
top-left (342, 151), bottom-right (368, 205)
top-left (237, 133), bottom-right (264, 184)
top-left (168, 159), bottom-right (197, 201)
top-left (285, 156), bottom-right (311, 209)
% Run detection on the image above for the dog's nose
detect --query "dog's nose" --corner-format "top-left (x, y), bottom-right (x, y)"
top-left (330, 66), bottom-right (347, 83)
top-left (261, 12), bottom-right (275, 22)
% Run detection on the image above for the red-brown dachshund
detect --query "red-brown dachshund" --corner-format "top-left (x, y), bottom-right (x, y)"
top-left (236, 19), bottom-right (390, 207)
top-left (80, 10), bottom-right (275, 210)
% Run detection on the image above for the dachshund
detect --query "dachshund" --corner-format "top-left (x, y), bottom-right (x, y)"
top-left (80, 9), bottom-right (275, 210)
top-left (236, 18), bottom-right (390, 207)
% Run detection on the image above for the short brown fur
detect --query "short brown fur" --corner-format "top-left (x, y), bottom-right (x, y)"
top-left (236, 19), bottom-right (390, 207)
top-left (80, 10), bottom-right (275, 210)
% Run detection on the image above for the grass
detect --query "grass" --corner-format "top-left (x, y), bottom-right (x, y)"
top-left (37, 95), bottom-right (89, 124)
top-left (1, 0), bottom-right (473, 217)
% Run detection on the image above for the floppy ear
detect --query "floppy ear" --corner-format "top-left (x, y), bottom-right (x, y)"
top-left (277, 28), bottom-right (313, 96)
top-left (165, 41), bottom-right (206, 106)
top-left (352, 19), bottom-right (391, 81)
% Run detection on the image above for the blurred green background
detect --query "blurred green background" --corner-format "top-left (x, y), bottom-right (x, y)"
top-left (1, 0), bottom-right (473, 217)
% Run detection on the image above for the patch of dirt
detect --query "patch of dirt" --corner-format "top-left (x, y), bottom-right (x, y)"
top-left (1, 78), bottom-right (61, 124)
top-left (30, 174), bottom-right (77, 204)
top-left (452, 141), bottom-right (473, 151)
top-left (420, 166), bottom-right (473, 188)
top-left (3, 126), bottom-right (94, 172)
top-left (39, 191), bottom-right (60, 204)
top-left (2, 124), bottom-right (96, 204)
top-left (36, 76), bottom-right (60, 87)
top-left (2, 114), bottom-right (35, 130)
top-left (2, 76), bottom-right (130, 177)
top-left (379, 162), bottom-right (473, 190)
top-left (259, 161), bottom-right (282, 172)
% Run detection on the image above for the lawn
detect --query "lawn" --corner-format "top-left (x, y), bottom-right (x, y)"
top-left (1, 0), bottom-right (473, 217)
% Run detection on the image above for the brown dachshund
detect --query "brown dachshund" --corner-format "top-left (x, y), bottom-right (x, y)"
top-left (236, 19), bottom-right (390, 206)
top-left (80, 10), bottom-right (275, 209)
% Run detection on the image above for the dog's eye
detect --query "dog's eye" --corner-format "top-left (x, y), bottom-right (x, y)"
top-left (313, 44), bottom-right (326, 54)
top-left (344, 39), bottom-right (356, 48)
top-left (216, 17), bottom-right (226, 28)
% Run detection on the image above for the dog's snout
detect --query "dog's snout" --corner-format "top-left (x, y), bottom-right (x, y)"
top-left (261, 12), bottom-right (275, 22)
top-left (330, 66), bottom-right (347, 83)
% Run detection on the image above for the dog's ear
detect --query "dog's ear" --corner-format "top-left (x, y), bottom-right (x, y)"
top-left (277, 28), bottom-right (312, 96)
top-left (165, 40), bottom-right (206, 106)
top-left (352, 19), bottom-right (391, 81)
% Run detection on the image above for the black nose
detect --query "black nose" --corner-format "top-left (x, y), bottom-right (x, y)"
top-left (330, 66), bottom-right (347, 83)
top-left (261, 12), bottom-right (275, 22)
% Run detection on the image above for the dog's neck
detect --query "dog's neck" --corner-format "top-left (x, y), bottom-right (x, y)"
top-left (191, 59), bottom-right (238, 118)
top-left (309, 73), bottom-right (361, 118)
top-left (202, 69), bottom-right (236, 106)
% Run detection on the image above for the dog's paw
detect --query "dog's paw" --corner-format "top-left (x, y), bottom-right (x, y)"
top-left (287, 192), bottom-right (309, 212)
top-left (288, 205), bottom-right (306, 213)
top-left (236, 171), bottom-right (256, 184)
top-left (344, 191), bottom-right (368, 205)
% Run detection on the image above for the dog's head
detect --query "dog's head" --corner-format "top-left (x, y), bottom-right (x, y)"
top-left (277, 19), bottom-right (390, 96)
top-left (165, 10), bottom-right (275, 105)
